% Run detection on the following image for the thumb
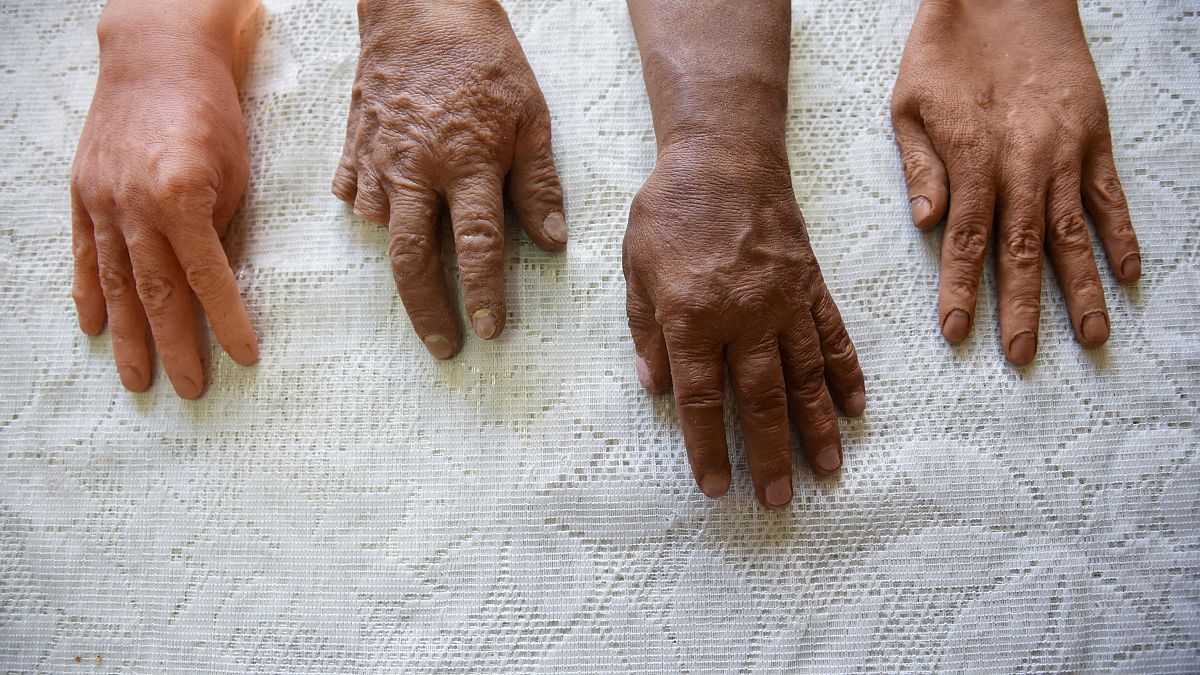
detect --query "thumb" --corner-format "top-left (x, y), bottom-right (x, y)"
top-left (509, 98), bottom-right (567, 251)
top-left (625, 270), bottom-right (671, 396)
top-left (892, 110), bottom-right (949, 230)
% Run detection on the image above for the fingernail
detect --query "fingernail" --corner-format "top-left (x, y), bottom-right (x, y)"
top-left (815, 446), bottom-right (842, 473)
top-left (1081, 312), bottom-right (1110, 346)
top-left (765, 477), bottom-right (793, 508)
top-left (542, 212), bottom-right (567, 246)
top-left (942, 309), bottom-right (971, 343)
top-left (423, 335), bottom-right (455, 360)
top-left (118, 365), bottom-right (146, 392)
top-left (635, 355), bottom-right (652, 389)
top-left (176, 375), bottom-right (202, 400)
top-left (843, 389), bottom-right (867, 417)
top-left (471, 308), bottom-right (498, 340)
top-left (1007, 331), bottom-right (1037, 366)
top-left (910, 195), bottom-right (932, 227)
top-left (1120, 252), bottom-right (1141, 281)
top-left (230, 342), bottom-right (258, 366)
top-left (699, 473), bottom-right (730, 499)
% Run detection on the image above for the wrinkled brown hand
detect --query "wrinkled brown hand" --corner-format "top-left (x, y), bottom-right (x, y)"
top-left (892, 0), bottom-right (1139, 364)
top-left (627, 0), bottom-right (865, 508)
top-left (71, 0), bottom-right (261, 399)
top-left (334, 0), bottom-right (566, 359)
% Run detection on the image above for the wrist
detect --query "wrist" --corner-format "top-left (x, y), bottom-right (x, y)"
top-left (638, 47), bottom-right (789, 153)
top-left (918, 0), bottom-right (1079, 20)
top-left (97, 0), bottom-right (256, 70)
top-left (648, 79), bottom-right (788, 161)
top-left (356, 0), bottom-right (505, 27)
top-left (656, 132), bottom-right (792, 190)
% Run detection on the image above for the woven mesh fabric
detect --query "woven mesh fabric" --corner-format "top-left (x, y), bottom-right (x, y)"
top-left (1, 0), bottom-right (1198, 671)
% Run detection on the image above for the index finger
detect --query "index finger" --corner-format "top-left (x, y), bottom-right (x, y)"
top-left (665, 333), bottom-right (731, 499)
top-left (165, 222), bottom-right (258, 366)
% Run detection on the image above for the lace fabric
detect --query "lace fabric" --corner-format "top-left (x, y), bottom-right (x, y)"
top-left (0, 0), bottom-right (1197, 670)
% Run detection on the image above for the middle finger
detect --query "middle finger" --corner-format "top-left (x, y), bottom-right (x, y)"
top-left (127, 226), bottom-right (205, 399)
top-left (727, 332), bottom-right (792, 509)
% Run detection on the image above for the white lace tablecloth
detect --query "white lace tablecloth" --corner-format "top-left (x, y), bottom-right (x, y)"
top-left (1, 0), bottom-right (1197, 671)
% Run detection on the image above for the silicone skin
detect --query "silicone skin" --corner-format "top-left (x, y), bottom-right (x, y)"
top-left (70, 0), bottom-right (262, 399)
top-left (333, 0), bottom-right (567, 359)
top-left (625, 0), bottom-right (866, 508)
top-left (892, 0), bottom-right (1140, 365)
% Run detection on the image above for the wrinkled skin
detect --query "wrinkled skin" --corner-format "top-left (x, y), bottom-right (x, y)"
top-left (627, 0), bottom-right (866, 508)
top-left (71, 0), bottom-right (262, 399)
top-left (892, 0), bottom-right (1140, 365)
top-left (335, 0), bottom-right (567, 359)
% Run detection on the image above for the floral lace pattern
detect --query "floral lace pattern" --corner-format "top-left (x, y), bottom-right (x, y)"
top-left (0, 0), bottom-right (1196, 670)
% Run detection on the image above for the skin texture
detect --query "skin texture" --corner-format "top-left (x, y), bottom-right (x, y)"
top-left (893, 0), bottom-right (1140, 365)
top-left (626, 0), bottom-right (866, 508)
top-left (71, 0), bottom-right (262, 399)
top-left (335, 0), bottom-right (567, 358)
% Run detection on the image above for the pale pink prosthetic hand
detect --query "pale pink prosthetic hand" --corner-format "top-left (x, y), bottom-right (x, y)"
top-left (334, 0), bottom-right (567, 359)
top-left (71, 0), bottom-right (262, 398)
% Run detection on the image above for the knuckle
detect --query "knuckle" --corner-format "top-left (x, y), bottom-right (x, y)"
top-left (1002, 225), bottom-right (1043, 262)
top-left (454, 215), bottom-right (502, 247)
top-left (626, 295), bottom-right (657, 333)
top-left (823, 324), bottom-right (857, 363)
top-left (388, 231), bottom-right (435, 280)
top-left (184, 262), bottom-right (226, 298)
top-left (72, 236), bottom-right (97, 262)
top-left (148, 166), bottom-right (216, 213)
top-left (947, 219), bottom-right (989, 258)
top-left (516, 162), bottom-right (562, 204)
top-left (943, 127), bottom-right (990, 164)
top-left (945, 277), bottom-right (979, 301)
top-left (453, 220), bottom-right (503, 275)
top-left (787, 360), bottom-right (826, 397)
top-left (675, 388), bottom-right (723, 411)
top-left (1066, 272), bottom-right (1102, 301)
top-left (901, 150), bottom-right (934, 181)
top-left (1049, 211), bottom-right (1090, 250)
top-left (1092, 174), bottom-right (1128, 210)
top-left (659, 297), bottom-right (718, 335)
top-left (135, 273), bottom-right (175, 311)
top-left (740, 388), bottom-right (788, 419)
top-left (402, 303), bottom-right (450, 331)
top-left (109, 331), bottom-right (138, 352)
top-left (1006, 296), bottom-right (1042, 319)
top-left (98, 266), bottom-right (132, 299)
top-left (354, 177), bottom-right (386, 208)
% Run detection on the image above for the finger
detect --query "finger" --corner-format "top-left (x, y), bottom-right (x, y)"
top-left (810, 281), bottom-right (866, 415)
top-left (1046, 171), bottom-right (1110, 348)
top-left (353, 166), bottom-right (389, 226)
top-left (165, 223), bottom-right (258, 367)
top-left (447, 170), bottom-right (507, 341)
top-left (509, 99), bottom-right (567, 251)
top-left (781, 315), bottom-right (843, 477)
top-left (332, 82), bottom-right (362, 204)
top-left (892, 109), bottom-right (949, 229)
top-left (387, 183), bottom-right (461, 359)
top-left (126, 228), bottom-right (205, 399)
top-left (212, 152), bottom-right (249, 238)
top-left (665, 336), bottom-right (731, 499)
top-left (70, 186), bottom-right (106, 335)
top-left (938, 168), bottom-right (995, 343)
top-left (624, 272), bottom-right (671, 395)
top-left (727, 334), bottom-right (792, 509)
top-left (1082, 146), bottom-right (1140, 283)
top-left (995, 177), bottom-right (1046, 366)
top-left (93, 218), bottom-right (151, 392)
